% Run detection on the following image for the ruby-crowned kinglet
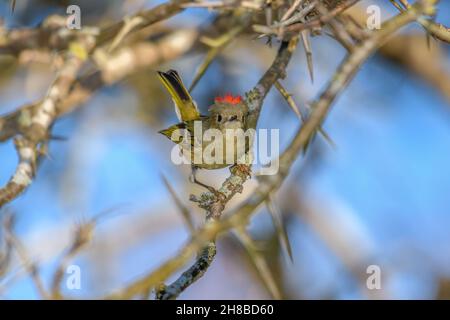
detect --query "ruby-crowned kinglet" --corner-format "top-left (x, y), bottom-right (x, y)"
top-left (157, 70), bottom-right (251, 174)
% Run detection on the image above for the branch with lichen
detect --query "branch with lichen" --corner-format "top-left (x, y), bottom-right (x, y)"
top-left (0, 0), bottom-right (443, 300)
top-left (0, 8), bottom-right (253, 210)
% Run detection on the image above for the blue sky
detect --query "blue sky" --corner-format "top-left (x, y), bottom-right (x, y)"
top-left (0, 0), bottom-right (450, 299)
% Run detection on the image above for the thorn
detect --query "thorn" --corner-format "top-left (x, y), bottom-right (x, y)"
top-left (108, 16), bottom-right (144, 53)
top-left (319, 127), bottom-right (337, 149)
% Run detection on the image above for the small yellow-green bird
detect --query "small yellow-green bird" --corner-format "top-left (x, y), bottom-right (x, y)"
top-left (157, 70), bottom-right (250, 190)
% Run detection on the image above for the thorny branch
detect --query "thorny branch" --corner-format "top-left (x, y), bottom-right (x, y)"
top-left (105, 0), bottom-right (437, 300)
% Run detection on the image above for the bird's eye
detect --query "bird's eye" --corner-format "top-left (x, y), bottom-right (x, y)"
top-left (217, 115), bottom-right (222, 122)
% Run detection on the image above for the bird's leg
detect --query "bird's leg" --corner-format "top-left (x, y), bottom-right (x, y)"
top-left (190, 166), bottom-right (220, 196)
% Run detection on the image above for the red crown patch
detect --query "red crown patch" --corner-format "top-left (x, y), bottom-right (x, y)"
top-left (215, 93), bottom-right (242, 105)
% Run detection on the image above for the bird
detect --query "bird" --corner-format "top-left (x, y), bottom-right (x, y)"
top-left (157, 69), bottom-right (251, 192)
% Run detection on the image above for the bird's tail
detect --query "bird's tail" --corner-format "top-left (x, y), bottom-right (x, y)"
top-left (157, 70), bottom-right (200, 121)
